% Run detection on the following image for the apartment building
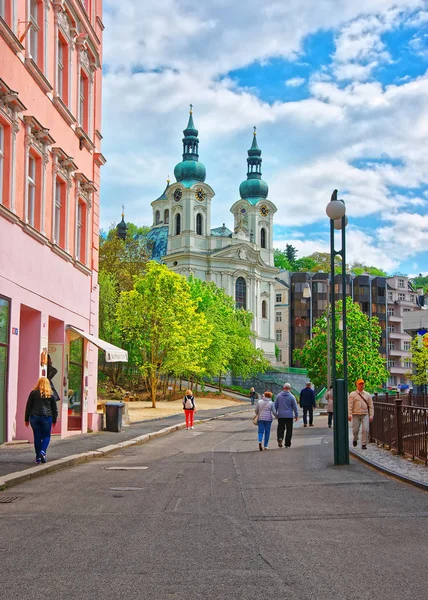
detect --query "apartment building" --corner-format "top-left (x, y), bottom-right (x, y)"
top-left (386, 276), bottom-right (418, 388)
top-left (274, 273), bottom-right (290, 367)
top-left (0, 1), bottom-right (126, 444)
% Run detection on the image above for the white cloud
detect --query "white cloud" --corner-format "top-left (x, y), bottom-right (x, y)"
top-left (100, 0), bottom-right (428, 274)
top-left (285, 77), bottom-right (306, 87)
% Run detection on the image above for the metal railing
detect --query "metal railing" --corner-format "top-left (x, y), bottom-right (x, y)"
top-left (373, 391), bottom-right (428, 407)
top-left (370, 399), bottom-right (428, 465)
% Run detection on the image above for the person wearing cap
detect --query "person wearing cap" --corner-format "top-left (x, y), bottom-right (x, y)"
top-left (348, 379), bottom-right (374, 449)
top-left (300, 382), bottom-right (316, 427)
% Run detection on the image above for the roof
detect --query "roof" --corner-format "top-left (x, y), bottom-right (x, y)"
top-left (211, 223), bottom-right (232, 237)
top-left (146, 226), bottom-right (169, 262)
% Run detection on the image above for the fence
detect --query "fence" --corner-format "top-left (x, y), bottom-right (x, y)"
top-left (373, 391), bottom-right (428, 407)
top-left (370, 398), bottom-right (428, 465)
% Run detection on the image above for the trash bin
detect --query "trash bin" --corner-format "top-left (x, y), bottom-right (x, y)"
top-left (105, 401), bottom-right (125, 432)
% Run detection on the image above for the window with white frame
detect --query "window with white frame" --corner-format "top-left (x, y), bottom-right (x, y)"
top-left (403, 359), bottom-right (412, 369)
top-left (0, 123), bottom-right (4, 205)
top-left (276, 293), bottom-right (282, 303)
top-left (79, 70), bottom-right (89, 130)
top-left (387, 358), bottom-right (395, 368)
top-left (398, 293), bottom-right (406, 301)
top-left (29, 0), bottom-right (40, 64)
top-left (387, 308), bottom-right (394, 316)
top-left (277, 349), bottom-right (282, 362)
top-left (27, 154), bottom-right (37, 227)
top-left (54, 179), bottom-right (66, 247)
top-left (387, 324), bottom-right (395, 333)
top-left (388, 292), bottom-right (393, 301)
top-left (398, 278), bottom-right (405, 288)
top-left (404, 341), bottom-right (411, 351)
top-left (276, 330), bottom-right (282, 342)
top-left (276, 311), bottom-right (282, 322)
top-left (403, 308), bottom-right (411, 312)
top-left (76, 200), bottom-right (87, 263)
top-left (57, 35), bottom-right (68, 102)
top-left (388, 341), bottom-right (395, 350)
top-left (262, 300), bottom-right (267, 319)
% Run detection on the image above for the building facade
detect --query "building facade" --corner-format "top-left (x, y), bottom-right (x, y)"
top-left (0, 0), bottom-right (114, 443)
top-left (273, 273), bottom-right (290, 367)
top-left (386, 276), bottom-right (419, 388)
top-left (147, 110), bottom-right (278, 361)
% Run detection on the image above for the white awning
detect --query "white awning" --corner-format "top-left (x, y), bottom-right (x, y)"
top-left (68, 326), bottom-right (128, 362)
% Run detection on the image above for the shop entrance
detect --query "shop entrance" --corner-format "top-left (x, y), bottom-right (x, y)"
top-left (0, 296), bottom-right (10, 445)
top-left (68, 334), bottom-right (83, 431)
top-left (48, 316), bottom-right (64, 435)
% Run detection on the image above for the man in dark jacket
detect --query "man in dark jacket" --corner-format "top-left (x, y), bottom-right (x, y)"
top-left (300, 382), bottom-right (316, 427)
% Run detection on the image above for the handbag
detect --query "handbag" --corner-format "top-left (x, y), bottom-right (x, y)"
top-left (252, 414), bottom-right (259, 426)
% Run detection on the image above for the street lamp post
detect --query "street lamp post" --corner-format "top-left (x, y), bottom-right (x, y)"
top-left (326, 189), bottom-right (350, 465)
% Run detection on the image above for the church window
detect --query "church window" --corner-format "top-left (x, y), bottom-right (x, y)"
top-left (175, 213), bottom-right (181, 235)
top-left (196, 213), bottom-right (203, 235)
top-left (155, 210), bottom-right (160, 225)
top-left (261, 227), bottom-right (266, 248)
top-left (262, 300), bottom-right (267, 319)
top-left (235, 277), bottom-right (247, 310)
top-left (164, 209), bottom-right (169, 224)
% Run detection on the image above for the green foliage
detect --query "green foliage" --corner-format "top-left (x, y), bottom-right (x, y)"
top-left (350, 262), bottom-right (387, 277)
top-left (408, 334), bottom-right (428, 387)
top-left (285, 244), bottom-right (297, 264)
top-left (116, 262), bottom-right (212, 407)
top-left (187, 276), bottom-right (270, 380)
top-left (274, 249), bottom-right (294, 271)
top-left (411, 275), bottom-right (428, 294)
top-left (294, 297), bottom-right (389, 392)
top-left (99, 224), bottom-right (151, 293)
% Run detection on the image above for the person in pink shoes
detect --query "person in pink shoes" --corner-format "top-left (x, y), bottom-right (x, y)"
top-left (183, 389), bottom-right (196, 429)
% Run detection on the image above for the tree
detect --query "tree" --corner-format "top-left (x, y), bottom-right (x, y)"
top-left (285, 244), bottom-right (297, 264)
top-left (407, 334), bottom-right (428, 391)
top-left (411, 274), bottom-right (428, 294)
top-left (305, 252), bottom-right (343, 273)
top-left (99, 225), bottom-right (152, 293)
top-left (350, 262), bottom-right (387, 277)
top-left (187, 277), bottom-right (270, 387)
top-left (294, 297), bottom-right (389, 392)
top-left (274, 249), bottom-right (294, 271)
top-left (116, 262), bottom-right (212, 407)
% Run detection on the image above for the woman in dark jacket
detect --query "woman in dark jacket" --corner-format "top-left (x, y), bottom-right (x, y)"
top-left (25, 377), bottom-right (57, 464)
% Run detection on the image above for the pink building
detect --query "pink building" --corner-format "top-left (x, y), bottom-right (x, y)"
top-left (0, 0), bottom-right (125, 443)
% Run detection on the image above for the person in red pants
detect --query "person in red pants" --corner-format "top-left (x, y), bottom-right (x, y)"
top-left (183, 389), bottom-right (196, 429)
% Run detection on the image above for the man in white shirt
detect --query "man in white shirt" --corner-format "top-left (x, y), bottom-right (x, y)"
top-left (348, 379), bottom-right (374, 450)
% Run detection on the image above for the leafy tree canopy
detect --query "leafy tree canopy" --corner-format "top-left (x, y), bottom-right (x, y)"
top-left (350, 262), bottom-right (387, 277)
top-left (293, 297), bottom-right (389, 392)
top-left (407, 334), bottom-right (428, 387)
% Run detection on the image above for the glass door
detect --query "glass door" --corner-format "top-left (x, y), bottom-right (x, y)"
top-left (68, 336), bottom-right (83, 431)
top-left (0, 297), bottom-right (10, 444)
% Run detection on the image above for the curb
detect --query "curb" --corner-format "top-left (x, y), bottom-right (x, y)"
top-left (0, 408), bottom-right (250, 491)
top-left (350, 449), bottom-right (428, 492)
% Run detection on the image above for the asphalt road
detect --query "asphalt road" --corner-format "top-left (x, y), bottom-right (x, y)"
top-left (1, 414), bottom-right (428, 600)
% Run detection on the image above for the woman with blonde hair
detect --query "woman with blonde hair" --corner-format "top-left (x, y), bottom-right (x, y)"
top-left (25, 376), bottom-right (57, 464)
top-left (182, 389), bottom-right (196, 430)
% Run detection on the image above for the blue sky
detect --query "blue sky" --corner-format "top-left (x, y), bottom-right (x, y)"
top-left (101, 0), bottom-right (428, 276)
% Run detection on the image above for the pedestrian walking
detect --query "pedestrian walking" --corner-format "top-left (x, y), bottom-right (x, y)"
top-left (274, 383), bottom-right (299, 448)
top-left (250, 387), bottom-right (256, 405)
top-left (255, 391), bottom-right (276, 451)
top-left (300, 382), bottom-right (316, 427)
top-left (183, 389), bottom-right (196, 430)
top-left (25, 376), bottom-right (57, 464)
top-left (325, 386), bottom-right (334, 428)
top-left (348, 379), bottom-right (374, 449)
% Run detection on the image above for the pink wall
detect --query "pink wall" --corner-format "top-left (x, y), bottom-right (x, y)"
top-left (0, 0), bottom-right (104, 442)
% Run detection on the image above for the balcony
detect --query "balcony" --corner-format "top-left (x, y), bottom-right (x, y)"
top-left (387, 314), bottom-right (402, 322)
top-left (388, 366), bottom-right (410, 375)
top-left (388, 349), bottom-right (408, 357)
top-left (388, 331), bottom-right (408, 340)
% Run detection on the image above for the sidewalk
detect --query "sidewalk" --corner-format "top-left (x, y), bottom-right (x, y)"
top-left (0, 404), bottom-right (251, 479)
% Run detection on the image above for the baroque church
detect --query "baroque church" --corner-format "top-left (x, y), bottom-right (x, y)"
top-left (144, 108), bottom-right (279, 361)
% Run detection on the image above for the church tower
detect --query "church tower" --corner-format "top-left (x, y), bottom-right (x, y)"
top-left (163, 106), bottom-right (215, 277)
top-left (231, 128), bottom-right (276, 267)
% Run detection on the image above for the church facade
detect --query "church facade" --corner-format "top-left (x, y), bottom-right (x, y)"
top-left (147, 109), bottom-right (278, 361)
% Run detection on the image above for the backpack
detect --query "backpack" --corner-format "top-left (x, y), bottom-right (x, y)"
top-left (184, 396), bottom-right (194, 409)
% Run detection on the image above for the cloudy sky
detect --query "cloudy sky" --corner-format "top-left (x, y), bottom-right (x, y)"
top-left (101, 0), bottom-right (428, 276)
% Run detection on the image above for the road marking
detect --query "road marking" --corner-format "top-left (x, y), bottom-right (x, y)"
top-left (104, 466), bottom-right (148, 471)
top-left (109, 487), bottom-right (143, 491)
